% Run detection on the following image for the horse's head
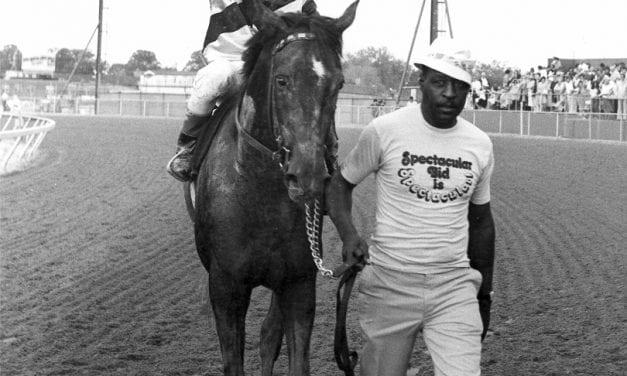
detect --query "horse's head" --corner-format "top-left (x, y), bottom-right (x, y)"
top-left (240, 0), bottom-right (358, 204)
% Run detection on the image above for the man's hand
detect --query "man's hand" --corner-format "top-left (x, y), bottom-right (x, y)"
top-left (478, 293), bottom-right (492, 341)
top-left (341, 234), bottom-right (370, 270)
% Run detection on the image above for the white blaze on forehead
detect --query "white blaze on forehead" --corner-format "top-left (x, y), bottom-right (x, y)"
top-left (312, 58), bottom-right (326, 83)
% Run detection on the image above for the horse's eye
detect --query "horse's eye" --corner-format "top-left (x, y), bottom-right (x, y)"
top-left (276, 76), bottom-right (289, 88)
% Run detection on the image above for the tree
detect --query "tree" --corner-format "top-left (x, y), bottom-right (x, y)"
top-left (125, 50), bottom-right (161, 73)
top-left (55, 48), bottom-right (75, 73)
top-left (183, 50), bottom-right (206, 72)
top-left (343, 46), bottom-right (415, 97)
top-left (0, 44), bottom-right (22, 73)
top-left (103, 63), bottom-right (137, 86)
top-left (55, 48), bottom-right (96, 75)
top-left (343, 64), bottom-right (384, 94)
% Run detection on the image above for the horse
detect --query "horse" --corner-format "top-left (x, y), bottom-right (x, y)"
top-left (188, 1), bottom-right (358, 375)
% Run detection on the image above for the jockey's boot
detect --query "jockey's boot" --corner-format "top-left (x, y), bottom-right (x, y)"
top-left (166, 113), bottom-right (211, 182)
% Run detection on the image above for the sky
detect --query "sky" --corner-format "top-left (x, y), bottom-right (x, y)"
top-left (1, 0), bottom-right (626, 71)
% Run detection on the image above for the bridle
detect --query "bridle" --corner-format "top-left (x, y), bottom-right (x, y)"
top-left (233, 30), bottom-right (359, 376)
top-left (235, 32), bottom-right (316, 173)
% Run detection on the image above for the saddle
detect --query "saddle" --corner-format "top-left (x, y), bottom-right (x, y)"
top-left (190, 95), bottom-right (239, 180)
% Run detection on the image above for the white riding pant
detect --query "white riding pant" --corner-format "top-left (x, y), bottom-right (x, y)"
top-left (357, 264), bottom-right (483, 376)
top-left (187, 59), bottom-right (243, 116)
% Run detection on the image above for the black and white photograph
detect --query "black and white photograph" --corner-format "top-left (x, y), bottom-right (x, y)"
top-left (1, 1), bottom-right (625, 375)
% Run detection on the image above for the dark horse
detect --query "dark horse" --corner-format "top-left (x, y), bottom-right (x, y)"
top-left (189, 1), bottom-right (358, 375)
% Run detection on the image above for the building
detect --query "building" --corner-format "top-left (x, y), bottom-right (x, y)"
top-left (138, 70), bottom-right (196, 94)
top-left (20, 49), bottom-right (57, 79)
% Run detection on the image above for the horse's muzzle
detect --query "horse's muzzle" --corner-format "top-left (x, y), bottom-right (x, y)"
top-left (285, 171), bottom-right (329, 204)
top-left (287, 178), bottom-right (305, 201)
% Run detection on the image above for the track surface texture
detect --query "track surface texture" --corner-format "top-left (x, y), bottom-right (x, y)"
top-left (1, 116), bottom-right (625, 376)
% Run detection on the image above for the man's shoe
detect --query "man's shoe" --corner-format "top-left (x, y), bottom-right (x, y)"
top-left (166, 142), bottom-right (195, 182)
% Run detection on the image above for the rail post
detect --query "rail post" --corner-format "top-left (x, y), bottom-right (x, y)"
top-left (499, 110), bottom-right (502, 134)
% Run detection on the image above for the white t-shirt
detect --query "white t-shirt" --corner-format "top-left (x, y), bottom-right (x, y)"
top-left (341, 106), bottom-right (494, 273)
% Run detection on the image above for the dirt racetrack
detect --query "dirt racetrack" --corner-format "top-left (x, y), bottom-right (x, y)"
top-left (1, 115), bottom-right (625, 376)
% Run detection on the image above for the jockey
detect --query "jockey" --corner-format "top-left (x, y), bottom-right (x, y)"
top-left (167, 0), bottom-right (338, 182)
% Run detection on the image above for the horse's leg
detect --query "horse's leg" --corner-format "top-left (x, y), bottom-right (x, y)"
top-left (279, 278), bottom-right (316, 376)
top-left (260, 292), bottom-right (284, 376)
top-left (209, 268), bottom-right (252, 376)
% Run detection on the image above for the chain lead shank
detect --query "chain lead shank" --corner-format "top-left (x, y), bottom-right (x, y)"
top-left (305, 199), bottom-right (334, 278)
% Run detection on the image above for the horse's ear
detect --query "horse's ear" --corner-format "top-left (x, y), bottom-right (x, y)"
top-left (334, 0), bottom-right (359, 33)
top-left (246, 0), bottom-right (288, 33)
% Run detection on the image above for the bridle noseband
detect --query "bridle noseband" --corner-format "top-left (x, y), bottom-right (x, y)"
top-left (235, 32), bottom-right (317, 172)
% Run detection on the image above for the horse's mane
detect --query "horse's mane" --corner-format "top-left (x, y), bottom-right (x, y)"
top-left (242, 13), bottom-right (344, 80)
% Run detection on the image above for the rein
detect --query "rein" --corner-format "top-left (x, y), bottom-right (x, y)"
top-left (334, 265), bottom-right (359, 375)
top-left (234, 31), bottom-right (359, 375)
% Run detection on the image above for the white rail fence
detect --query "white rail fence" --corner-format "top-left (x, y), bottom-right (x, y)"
top-left (0, 112), bottom-right (56, 174)
top-left (336, 106), bottom-right (626, 142)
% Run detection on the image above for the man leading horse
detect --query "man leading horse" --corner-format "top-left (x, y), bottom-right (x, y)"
top-left (326, 37), bottom-right (495, 376)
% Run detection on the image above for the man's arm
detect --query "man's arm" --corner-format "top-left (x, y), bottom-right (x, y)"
top-left (325, 170), bottom-right (369, 267)
top-left (468, 201), bottom-right (495, 294)
top-left (467, 201), bottom-right (495, 340)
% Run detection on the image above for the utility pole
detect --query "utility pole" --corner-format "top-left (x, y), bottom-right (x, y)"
top-left (430, 0), bottom-right (439, 44)
top-left (395, 0), bottom-right (454, 107)
top-left (95, 0), bottom-right (103, 115)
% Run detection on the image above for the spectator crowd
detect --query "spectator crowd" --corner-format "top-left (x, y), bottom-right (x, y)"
top-left (470, 58), bottom-right (627, 120)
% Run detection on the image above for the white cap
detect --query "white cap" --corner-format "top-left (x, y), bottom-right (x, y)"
top-left (414, 37), bottom-right (473, 85)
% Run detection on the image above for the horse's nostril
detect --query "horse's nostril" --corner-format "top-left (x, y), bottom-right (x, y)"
top-left (286, 174), bottom-right (298, 185)
top-left (285, 174), bottom-right (305, 200)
